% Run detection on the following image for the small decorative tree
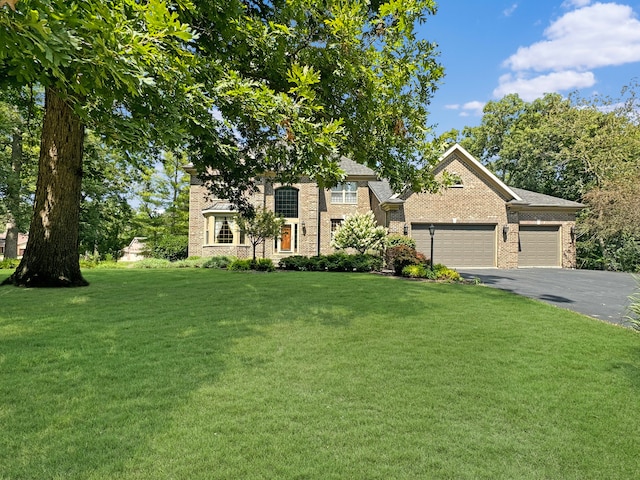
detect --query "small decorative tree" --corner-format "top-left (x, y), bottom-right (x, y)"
top-left (331, 212), bottom-right (387, 254)
top-left (237, 208), bottom-right (286, 261)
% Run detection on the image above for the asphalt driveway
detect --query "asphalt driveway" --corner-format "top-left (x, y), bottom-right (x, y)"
top-left (457, 268), bottom-right (638, 327)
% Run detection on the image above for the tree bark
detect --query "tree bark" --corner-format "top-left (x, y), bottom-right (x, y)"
top-left (3, 128), bottom-right (23, 259)
top-left (2, 87), bottom-right (88, 287)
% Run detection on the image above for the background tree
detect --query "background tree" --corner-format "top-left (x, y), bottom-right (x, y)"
top-left (1, 0), bottom-right (199, 286)
top-left (78, 132), bottom-right (137, 260)
top-left (332, 212), bottom-right (387, 255)
top-left (0, 85), bottom-right (40, 258)
top-left (236, 208), bottom-right (286, 261)
top-left (132, 151), bottom-right (190, 260)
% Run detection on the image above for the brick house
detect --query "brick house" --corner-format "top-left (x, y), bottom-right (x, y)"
top-left (186, 144), bottom-right (584, 268)
top-left (0, 232), bottom-right (28, 259)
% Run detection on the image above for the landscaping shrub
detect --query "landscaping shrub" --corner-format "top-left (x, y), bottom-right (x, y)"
top-left (0, 258), bottom-right (19, 269)
top-left (386, 245), bottom-right (425, 275)
top-left (385, 234), bottom-right (416, 250)
top-left (433, 264), bottom-right (462, 282)
top-left (202, 256), bottom-right (235, 269)
top-left (253, 258), bottom-right (276, 272)
top-left (279, 253), bottom-right (382, 272)
top-left (401, 264), bottom-right (431, 279)
top-left (228, 259), bottom-right (253, 271)
top-left (279, 255), bottom-right (312, 271)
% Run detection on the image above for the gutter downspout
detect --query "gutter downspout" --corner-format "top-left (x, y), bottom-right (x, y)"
top-left (317, 186), bottom-right (322, 256)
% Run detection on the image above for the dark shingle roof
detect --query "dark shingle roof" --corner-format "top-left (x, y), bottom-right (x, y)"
top-left (510, 187), bottom-right (584, 208)
top-left (338, 157), bottom-right (377, 177)
top-left (369, 180), bottom-right (401, 203)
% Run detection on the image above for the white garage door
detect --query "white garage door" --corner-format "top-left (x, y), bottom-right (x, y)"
top-left (518, 226), bottom-right (560, 267)
top-left (412, 224), bottom-right (496, 267)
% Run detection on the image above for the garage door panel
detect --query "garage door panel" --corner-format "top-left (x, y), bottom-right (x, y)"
top-left (412, 224), bottom-right (496, 267)
top-left (519, 226), bottom-right (559, 267)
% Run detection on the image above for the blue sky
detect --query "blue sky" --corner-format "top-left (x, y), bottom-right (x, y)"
top-left (422, 0), bottom-right (640, 134)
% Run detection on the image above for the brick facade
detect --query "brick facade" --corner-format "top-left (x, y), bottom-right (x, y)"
top-left (187, 145), bottom-right (583, 268)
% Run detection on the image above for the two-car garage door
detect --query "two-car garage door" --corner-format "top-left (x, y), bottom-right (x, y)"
top-left (412, 224), bottom-right (561, 267)
top-left (412, 224), bottom-right (496, 267)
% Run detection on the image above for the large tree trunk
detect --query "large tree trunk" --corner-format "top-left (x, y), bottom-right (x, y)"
top-left (2, 88), bottom-right (88, 287)
top-left (3, 129), bottom-right (23, 259)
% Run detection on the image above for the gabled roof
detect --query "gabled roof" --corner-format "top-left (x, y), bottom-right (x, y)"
top-left (369, 144), bottom-right (584, 210)
top-left (438, 144), bottom-right (522, 202)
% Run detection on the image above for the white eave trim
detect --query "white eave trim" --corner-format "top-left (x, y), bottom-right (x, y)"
top-left (440, 144), bottom-right (523, 202)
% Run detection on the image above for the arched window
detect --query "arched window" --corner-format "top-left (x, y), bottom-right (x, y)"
top-left (275, 187), bottom-right (299, 218)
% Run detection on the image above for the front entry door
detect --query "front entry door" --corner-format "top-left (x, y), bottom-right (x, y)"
top-left (281, 225), bottom-right (292, 251)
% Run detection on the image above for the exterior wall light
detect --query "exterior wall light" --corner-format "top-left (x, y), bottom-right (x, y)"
top-left (403, 224), bottom-right (409, 236)
top-left (301, 221), bottom-right (306, 236)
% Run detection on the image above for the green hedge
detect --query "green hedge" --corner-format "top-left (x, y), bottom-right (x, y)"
top-left (279, 253), bottom-right (382, 272)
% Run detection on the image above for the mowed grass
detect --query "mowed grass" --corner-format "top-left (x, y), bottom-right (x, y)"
top-left (0, 268), bottom-right (639, 479)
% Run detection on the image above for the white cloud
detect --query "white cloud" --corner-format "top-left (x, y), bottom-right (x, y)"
top-left (503, 4), bottom-right (518, 17)
top-left (504, 3), bottom-right (640, 72)
top-left (561, 0), bottom-right (592, 8)
top-left (444, 101), bottom-right (485, 117)
top-left (493, 71), bottom-right (596, 100)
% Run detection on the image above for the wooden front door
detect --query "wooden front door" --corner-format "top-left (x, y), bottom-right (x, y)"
top-left (281, 225), bottom-right (292, 251)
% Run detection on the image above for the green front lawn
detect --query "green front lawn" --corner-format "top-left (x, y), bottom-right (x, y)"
top-left (1, 269), bottom-right (638, 479)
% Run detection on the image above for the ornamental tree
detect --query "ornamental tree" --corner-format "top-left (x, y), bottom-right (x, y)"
top-left (236, 208), bottom-right (286, 261)
top-left (331, 212), bottom-right (387, 255)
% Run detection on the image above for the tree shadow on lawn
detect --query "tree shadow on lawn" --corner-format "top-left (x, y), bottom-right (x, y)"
top-left (0, 271), bottom-right (278, 478)
top-left (0, 270), bottom-right (399, 478)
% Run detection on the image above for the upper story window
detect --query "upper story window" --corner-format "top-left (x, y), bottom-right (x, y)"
top-left (275, 187), bottom-right (299, 218)
top-left (331, 182), bottom-right (357, 204)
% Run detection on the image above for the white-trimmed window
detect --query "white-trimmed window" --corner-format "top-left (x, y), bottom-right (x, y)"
top-left (275, 187), bottom-right (299, 218)
top-left (204, 215), bottom-right (245, 245)
top-left (331, 182), bottom-right (357, 204)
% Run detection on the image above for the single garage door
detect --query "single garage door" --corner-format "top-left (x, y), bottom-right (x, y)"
top-left (518, 226), bottom-right (560, 267)
top-left (412, 224), bottom-right (496, 267)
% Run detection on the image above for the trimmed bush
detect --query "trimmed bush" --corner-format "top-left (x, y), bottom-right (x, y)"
top-left (434, 264), bottom-right (462, 282)
top-left (279, 253), bottom-right (382, 272)
top-left (279, 255), bottom-right (312, 271)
